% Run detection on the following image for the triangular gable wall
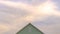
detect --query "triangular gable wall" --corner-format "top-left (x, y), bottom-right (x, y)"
top-left (16, 23), bottom-right (44, 34)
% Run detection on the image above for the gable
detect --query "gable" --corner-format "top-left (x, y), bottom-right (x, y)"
top-left (16, 23), bottom-right (44, 34)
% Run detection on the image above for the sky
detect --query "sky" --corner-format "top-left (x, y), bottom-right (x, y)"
top-left (0, 0), bottom-right (60, 34)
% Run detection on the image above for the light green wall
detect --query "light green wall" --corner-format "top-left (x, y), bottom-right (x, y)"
top-left (17, 23), bottom-right (44, 34)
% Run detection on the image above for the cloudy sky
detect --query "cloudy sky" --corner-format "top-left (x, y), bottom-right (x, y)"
top-left (0, 0), bottom-right (60, 34)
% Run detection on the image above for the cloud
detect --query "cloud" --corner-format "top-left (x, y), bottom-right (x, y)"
top-left (0, 0), bottom-right (60, 34)
top-left (0, 1), bottom-right (33, 12)
top-left (32, 15), bottom-right (60, 34)
top-left (36, 1), bottom-right (60, 16)
top-left (0, 0), bottom-right (60, 16)
top-left (0, 24), bottom-right (10, 34)
top-left (37, 24), bottom-right (60, 34)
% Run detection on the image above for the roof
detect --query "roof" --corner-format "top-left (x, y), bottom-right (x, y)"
top-left (16, 23), bottom-right (44, 34)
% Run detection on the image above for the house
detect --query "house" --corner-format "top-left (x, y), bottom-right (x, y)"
top-left (16, 23), bottom-right (44, 34)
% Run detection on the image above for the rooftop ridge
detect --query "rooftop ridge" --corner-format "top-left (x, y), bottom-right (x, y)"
top-left (16, 23), bottom-right (44, 34)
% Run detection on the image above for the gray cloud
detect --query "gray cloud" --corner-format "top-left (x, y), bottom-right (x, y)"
top-left (4, 0), bottom-right (46, 6)
top-left (32, 15), bottom-right (60, 34)
top-left (0, 0), bottom-right (60, 34)
top-left (52, 0), bottom-right (60, 11)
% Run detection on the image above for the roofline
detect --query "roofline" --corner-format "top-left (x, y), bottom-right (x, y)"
top-left (16, 23), bottom-right (44, 34)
